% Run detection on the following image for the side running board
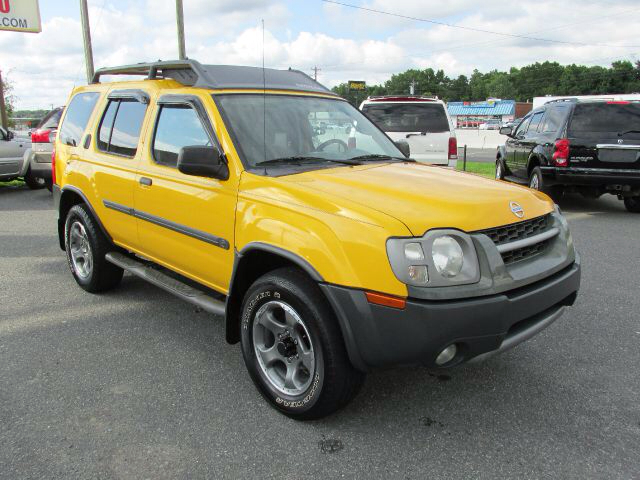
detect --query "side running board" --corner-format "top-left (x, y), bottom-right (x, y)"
top-left (105, 252), bottom-right (226, 316)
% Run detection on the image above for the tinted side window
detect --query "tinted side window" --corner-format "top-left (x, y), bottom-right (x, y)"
top-left (59, 92), bottom-right (100, 147)
top-left (153, 105), bottom-right (211, 167)
top-left (97, 100), bottom-right (118, 152)
top-left (514, 115), bottom-right (532, 138)
top-left (568, 103), bottom-right (640, 136)
top-left (541, 105), bottom-right (569, 133)
top-left (96, 99), bottom-right (147, 157)
top-left (109, 101), bottom-right (147, 157)
top-left (527, 112), bottom-right (544, 134)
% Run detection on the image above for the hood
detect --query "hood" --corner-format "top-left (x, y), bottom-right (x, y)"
top-left (282, 163), bottom-right (554, 235)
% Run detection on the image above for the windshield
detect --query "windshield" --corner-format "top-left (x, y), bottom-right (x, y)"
top-left (569, 102), bottom-right (640, 139)
top-left (362, 103), bottom-right (450, 133)
top-left (215, 94), bottom-right (403, 169)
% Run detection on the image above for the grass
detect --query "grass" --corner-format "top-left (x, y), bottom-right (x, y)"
top-left (0, 179), bottom-right (25, 187)
top-left (456, 161), bottom-right (496, 179)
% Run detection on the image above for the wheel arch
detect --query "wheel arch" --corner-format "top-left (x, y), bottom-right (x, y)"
top-left (527, 154), bottom-right (541, 177)
top-left (58, 186), bottom-right (111, 251)
top-left (225, 243), bottom-right (323, 345)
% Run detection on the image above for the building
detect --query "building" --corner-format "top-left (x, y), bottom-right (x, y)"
top-left (447, 99), bottom-right (522, 128)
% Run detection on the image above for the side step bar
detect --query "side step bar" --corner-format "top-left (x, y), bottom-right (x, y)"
top-left (105, 252), bottom-right (226, 316)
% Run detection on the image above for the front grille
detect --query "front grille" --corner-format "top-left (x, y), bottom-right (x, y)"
top-left (476, 214), bottom-right (552, 265)
top-left (477, 214), bottom-right (550, 246)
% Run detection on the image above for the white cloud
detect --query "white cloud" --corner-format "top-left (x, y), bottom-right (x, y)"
top-left (4, 0), bottom-right (640, 109)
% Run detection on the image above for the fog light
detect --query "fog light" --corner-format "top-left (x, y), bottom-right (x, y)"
top-left (435, 344), bottom-right (457, 365)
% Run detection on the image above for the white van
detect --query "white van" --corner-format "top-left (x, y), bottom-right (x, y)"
top-left (360, 96), bottom-right (457, 166)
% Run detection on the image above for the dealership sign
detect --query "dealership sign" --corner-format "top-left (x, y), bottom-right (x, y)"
top-left (0, 0), bottom-right (41, 33)
top-left (348, 81), bottom-right (366, 91)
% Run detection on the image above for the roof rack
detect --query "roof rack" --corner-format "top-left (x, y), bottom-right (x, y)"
top-left (91, 59), bottom-right (337, 96)
top-left (543, 98), bottom-right (579, 105)
top-left (366, 95), bottom-right (439, 101)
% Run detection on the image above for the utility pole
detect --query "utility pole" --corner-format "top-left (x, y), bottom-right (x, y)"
top-left (176, 0), bottom-right (186, 60)
top-left (0, 69), bottom-right (7, 129)
top-left (311, 66), bottom-right (321, 81)
top-left (79, 0), bottom-right (95, 84)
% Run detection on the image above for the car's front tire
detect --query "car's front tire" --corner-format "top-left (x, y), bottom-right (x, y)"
top-left (495, 158), bottom-right (505, 180)
top-left (624, 196), bottom-right (640, 213)
top-left (64, 204), bottom-right (123, 293)
top-left (240, 267), bottom-right (364, 420)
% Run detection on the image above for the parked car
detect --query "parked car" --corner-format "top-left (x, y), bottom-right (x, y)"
top-left (497, 98), bottom-right (640, 211)
top-left (0, 125), bottom-right (44, 188)
top-left (53, 59), bottom-right (580, 419)
top-left (479, 119), bottom-right (502, 130)
top-left (360, 96), bottom-right (457, 166)
top-left (28, 106), bottom-right (64, 190)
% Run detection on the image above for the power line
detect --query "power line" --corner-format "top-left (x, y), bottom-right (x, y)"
top-left (321, 0), bottom-right (640, 49)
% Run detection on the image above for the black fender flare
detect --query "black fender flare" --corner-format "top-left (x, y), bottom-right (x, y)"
top-left (57, 185), bottom-right (112, 250)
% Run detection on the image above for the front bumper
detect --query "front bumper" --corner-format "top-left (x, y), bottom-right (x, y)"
top-left (321, 257), bottom-right (580, 371)
top-left (541, 166), bottom-right (640, 188)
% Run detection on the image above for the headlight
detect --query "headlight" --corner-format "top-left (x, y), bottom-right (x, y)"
top-left (432, 236), bottom-right (464, 277)
top-left (386, 230), bottom-right (480, 288)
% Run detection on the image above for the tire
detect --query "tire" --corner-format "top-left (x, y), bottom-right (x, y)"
top-left (23, 169), bottom-right (46, 190)
top-left (624, 196), bottom-right (640, 213)
top-left (64, 204), bottom-right (123, 293)
top-left (240, 267), bottom-right (365, 420)
top-left (495, 158), bottom-right (505, 180)
top-left (529, 166), bottom-right (563, 201)
top-left (45, 178), bottom-right (53, 193)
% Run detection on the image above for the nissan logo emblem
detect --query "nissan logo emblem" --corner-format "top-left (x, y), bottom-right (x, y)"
top-left (510, 201), bottom-right (524, 218)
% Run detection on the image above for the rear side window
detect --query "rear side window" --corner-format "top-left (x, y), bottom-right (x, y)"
top-left (152, 105), bottom-right (211, 167)
top-left (58, 92), bottom-right (99, 147)
top-left (541, 105), bottom-right (569, 133)
top-left (37, 108), bottom-right (63, 130)
top-left (363, 103), bottom-right (450, 133)
top-left (569, 103), bottom-right (640, 136)
top-left (97, 99), bottom-right (147, 157)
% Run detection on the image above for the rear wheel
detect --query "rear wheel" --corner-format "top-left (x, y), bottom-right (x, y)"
top-left (240, 267), bottom-right (364, 420)
top-left (624, 196), bottom-right (640, 213)
top-left (64, 204), bottom-right (123, 293)
top-left (529, 166), bottom-right (563, 201)
top-left (23, 169), bottom-right (46, 190)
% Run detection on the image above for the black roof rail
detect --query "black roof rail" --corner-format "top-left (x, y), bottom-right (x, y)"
top-left (543, 97), bottom-right (579, 105)
top-left (91, 59), bottom-right (337, 96)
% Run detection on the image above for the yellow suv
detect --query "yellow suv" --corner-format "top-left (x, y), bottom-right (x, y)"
top-left (53, 60), bottom-right (580, 419)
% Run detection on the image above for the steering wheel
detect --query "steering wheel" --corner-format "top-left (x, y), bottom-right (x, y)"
top-left (316, 138), bottom-right (348, 152)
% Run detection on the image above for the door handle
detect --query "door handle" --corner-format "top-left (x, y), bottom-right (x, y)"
top-left (139, 177), bottom-right (152, 186)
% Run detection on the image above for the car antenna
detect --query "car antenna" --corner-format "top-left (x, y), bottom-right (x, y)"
top-left (262, 19), bottom-right (267, 174)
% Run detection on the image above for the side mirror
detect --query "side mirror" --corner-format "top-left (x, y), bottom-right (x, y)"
top-left (177, 145), bottom-right (229, 180)
top-left (395, 140), bottom-right (410, 158)
top-left (5, 130), bottom-right (14, 140)
top-left (499, 126), bottom-right (513, 136)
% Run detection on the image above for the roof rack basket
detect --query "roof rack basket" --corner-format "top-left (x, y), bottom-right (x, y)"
top-left (91, 59), bottom-right (205, 86)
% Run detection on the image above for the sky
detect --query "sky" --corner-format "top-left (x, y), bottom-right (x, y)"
top-left (2, 0), bottom-right (640, 109)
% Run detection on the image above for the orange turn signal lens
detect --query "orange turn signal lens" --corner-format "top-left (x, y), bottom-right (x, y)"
top-left (365, 291), bottom-right (406, 309)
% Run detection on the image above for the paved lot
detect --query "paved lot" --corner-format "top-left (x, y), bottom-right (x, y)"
top-left (1, 185), bottom-right (639, 479)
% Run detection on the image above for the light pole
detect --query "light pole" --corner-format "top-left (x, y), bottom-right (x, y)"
top-left (176, 0), bottom-right (186, 60)
top-left (79, 0), bottom-right (94, 83)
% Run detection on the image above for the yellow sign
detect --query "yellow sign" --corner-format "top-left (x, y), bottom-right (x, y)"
top-left (0, 0), bottom-right (42, 33)
top-left (348, 81), bottom-right (366, 91)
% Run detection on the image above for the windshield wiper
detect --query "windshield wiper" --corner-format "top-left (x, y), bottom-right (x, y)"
top-left (348, 154), bottom-right (413, 162)
top-left (256, 156), bottom-right (363, 167)
top-left (618, 129), bottom-right (640, 137)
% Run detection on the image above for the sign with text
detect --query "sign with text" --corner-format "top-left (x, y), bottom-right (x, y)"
top-left (0, 0), bottom-right (42, 33)
top-left (348, 80), bottom-right (366, 91)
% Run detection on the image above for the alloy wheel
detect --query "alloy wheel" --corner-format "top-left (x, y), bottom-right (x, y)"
top-left (69, 221), bottom-right (93, 279)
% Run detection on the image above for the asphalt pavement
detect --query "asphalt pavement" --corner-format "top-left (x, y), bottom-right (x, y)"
top-left (1, 185), bottom-right (639, 479)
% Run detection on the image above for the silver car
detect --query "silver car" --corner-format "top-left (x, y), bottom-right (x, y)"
top-left (0, 126), bottom-right (40, 188)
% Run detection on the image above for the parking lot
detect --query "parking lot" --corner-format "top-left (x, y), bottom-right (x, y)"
top-left (1, 185), bottom-right (638, 479)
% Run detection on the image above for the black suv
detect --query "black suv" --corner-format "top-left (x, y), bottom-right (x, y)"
top-left (497, 98), bottom-right (640, 212)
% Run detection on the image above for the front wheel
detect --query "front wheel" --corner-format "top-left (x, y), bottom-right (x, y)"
top-left (240, 268), bottom-right (364, 420)
top-left (495, 158), bottom-right (505, 180)
top-left (624, 196), bottom-right (640, 213)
